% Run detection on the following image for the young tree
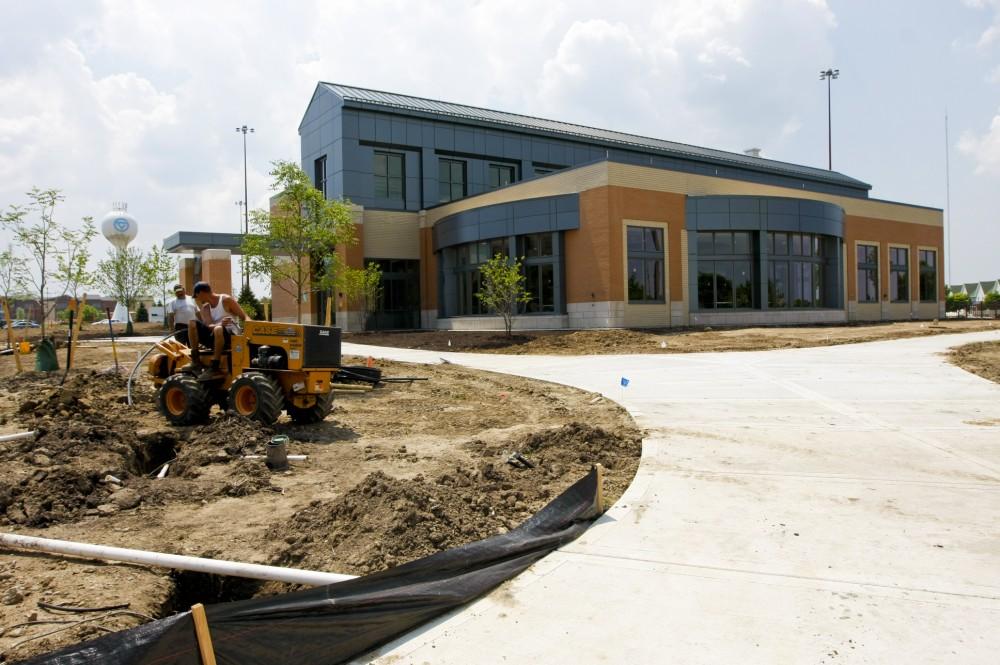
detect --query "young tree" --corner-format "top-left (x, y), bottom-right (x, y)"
top-left (1, 188), bottom-right (66, 337)
top-left (94, 247), bottom-right (154, 335)
top-left (341, 261), bottom-right (383, 331)
top-left (946, 291), bottom-right (971, 318)
top-left (54, 216), bottom-right (98, 300)
top-left (145, 245), bottom-right (178, 329)
top-left (983, 291), bottom-right (1000, 318)
top-left (0, 248), bottom-right (28, 335)
top-left (476, 253), bottom-right (531, 337)
top-left (237, 284), bottom-right (262, 320)
top-left (136, 302), bottom-right (149, 322)
top-left (242, 160), bottom-right (357, 324)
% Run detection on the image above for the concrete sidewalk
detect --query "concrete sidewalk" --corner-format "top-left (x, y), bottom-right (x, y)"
top-left (344, 331), bottom-right (1000, 664)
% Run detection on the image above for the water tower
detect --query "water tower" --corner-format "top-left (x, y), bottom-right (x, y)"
top-left (100, 202), bottom-right (139, 322)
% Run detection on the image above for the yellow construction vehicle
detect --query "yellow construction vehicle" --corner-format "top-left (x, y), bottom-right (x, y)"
top-left (148, 321), bottom-right (342, 426)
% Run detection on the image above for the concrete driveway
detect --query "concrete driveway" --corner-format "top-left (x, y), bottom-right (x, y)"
top-left (343, 331), bottom-right (1000, 664)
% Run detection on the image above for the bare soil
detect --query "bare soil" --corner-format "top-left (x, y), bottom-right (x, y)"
top-left (948, 340), bottom-right (1000, 385)
top-left (0, 345), bottom-right (639, 662)
top-left (345, 319), bottom-right (999, 355)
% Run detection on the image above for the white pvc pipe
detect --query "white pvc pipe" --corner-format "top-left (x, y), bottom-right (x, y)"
top-left (243, 454), bottom-right (308, 461)
top-left (0, 533), bottom-right (356, 586)
top-left (0, 431), bottom-right (34, 443)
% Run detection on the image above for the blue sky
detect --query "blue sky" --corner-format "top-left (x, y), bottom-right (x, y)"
top-left (1, 0), bottom-right (997, 291)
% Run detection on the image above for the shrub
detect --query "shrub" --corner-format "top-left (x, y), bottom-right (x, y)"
top-left (136, 302), bottom-right (149, 322)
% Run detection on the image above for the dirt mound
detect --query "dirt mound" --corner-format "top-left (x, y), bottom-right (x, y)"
top-left (269, 422), bottom-right (641, 577)
top-left (172, 415), bottom-right (274, 477)
top-left (219, 459), bottom-right (277, 497)
top-left (17, 371), bottom-right (131, 422)
top-left (270, 470), bottom-right (508, 576)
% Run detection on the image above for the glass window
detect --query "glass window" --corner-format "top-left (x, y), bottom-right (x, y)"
top-left (890, 247), bottom-right (909, 302)
top-left (314, 156), bottom-right (327, 198)
top-left (857, 244), bottom-right (879, 303)
top-left (439, 159), bottom-right (466, 202)
top-left (697, 232), bottom-right (714, 256)
top-left (733, 232), bottom-right (751, 254)
top-left (697, 265), bottom-right (715, 309)
top-left (734, 261), bottom-right (752, 308)
top-left (715, 262), bottom-right (734, 308)
top-left (628, 227), bottom-right (645, 252)
top-left (714, 232), bottom-right (734, 255)
top-left (644, 227), bottom-right (662, 252)
top-left (919, 249), bottom-right (937, 302)
top-left (769, 262), bottom-right (788, 308)
top-left (627, 225), bottom-right (665, 303)
top-left (488, 164), bottom-right (515, 190)
top-left (374, 151), bottom-right (404, 201)
top-left (518, 233), bottom-right (554, 258)
top-left (773, 232), bottom-right (788, 255)
top-left (790, 234), bottom-right (802, 256)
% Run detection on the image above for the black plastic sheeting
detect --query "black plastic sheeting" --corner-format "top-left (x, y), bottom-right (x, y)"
top-left (24, 468), bottom-right (603, 665)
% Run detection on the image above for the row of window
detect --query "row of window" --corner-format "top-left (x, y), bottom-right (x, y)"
top-left (451, 234), bottom-right (558, 315)
top-left (315, 153), bottom-right (563, 204)
top-left (695, 231), bottom-right (825, 258)
top-left (857, 245), bottom-right (937, 303)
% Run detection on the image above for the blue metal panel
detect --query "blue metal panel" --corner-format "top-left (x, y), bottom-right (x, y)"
top-left (435, 124), bottom-right (454, 151)
top-left (390, 118), bottom-right (406, 144)
top-left (405, 120), bottom-right (422, 145)
top-left (374, 116), bottom-right (391, 143)
top-left (356, 112), bottom-right (375, 141)
top-left (455, 127), bottom-right (474, 153)
top-left (433, 194), bottom-right (580, 250)
top-left (342, 110), bottom-right (360, 139)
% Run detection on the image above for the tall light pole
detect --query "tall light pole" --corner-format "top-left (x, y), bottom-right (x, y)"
top-left (235, 200), bottom-right (245, 291)
top-left (236, 125), bottom-right (254, 292)
top-left (819, 68), bottom-right (839, 170)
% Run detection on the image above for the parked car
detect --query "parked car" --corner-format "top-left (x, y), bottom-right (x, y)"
top-left (91, 318), bottom-right (126, 326)
top-left (5, 320), bottom-right (40, 329)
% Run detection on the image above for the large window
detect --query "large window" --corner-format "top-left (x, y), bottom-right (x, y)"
top-left (627, 227), bottom-right (665, 303)
top-left (857, 244), bottom-right (879, 303)
top-left (314, 156), bottom-right (327, 198)
top-left (374, 151), bottom-right (404, 201)
top-left (518, 233), bottom-right (556, 313)
top-left (488, 164), bottom-right (515, 190)
top-left (449, 235), bottom-right (559, 316)
top-left (454, 238), bottom-right (507, 315)
top-left (768, 232), bottom-right (825, 308)
top-left (697, 231), bottom-right (753, 309)
top-left (890, 247), bottom-right (909, 302)
top-left (438, 159), bottom-right (466, 203)
top-left (919, 249), bottom-right (937, 302)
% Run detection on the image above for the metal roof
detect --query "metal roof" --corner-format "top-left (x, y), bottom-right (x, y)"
top-left (319, 82), bottom-right (871, 191)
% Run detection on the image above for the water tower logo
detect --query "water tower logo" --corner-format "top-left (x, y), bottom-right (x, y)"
top-left (113, 218), bottom-right (130, 233)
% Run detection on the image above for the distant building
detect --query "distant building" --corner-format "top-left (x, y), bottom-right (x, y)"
top-left (166, 83), bottom-right (946, 329)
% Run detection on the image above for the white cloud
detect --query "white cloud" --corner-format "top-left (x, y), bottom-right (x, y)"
top-left (958, 109), bottom-right (1000, 175)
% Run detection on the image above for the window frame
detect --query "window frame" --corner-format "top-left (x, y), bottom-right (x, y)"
top-left (889, 245), bottom-right (910, 303)
top-left (487, 163), bottom-right (516, 190)
top-left (313, 155), bottom-right (327, 198)
top-left (438, 158), bottom-right (466, 203)
top-left (625, 224), bottom-right (667, 305)
top-left (918, 247), bottom-right (938, 303)
top-left (856, 242), bottom-right (879, 304)
top-left (373, 150), bottom-right (405, 201)
top-left (698, 231), bottom-right (755, 310)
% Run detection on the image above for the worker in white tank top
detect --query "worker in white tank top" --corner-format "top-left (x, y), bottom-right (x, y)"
top-left (187, 281), bottom-right (249, 381)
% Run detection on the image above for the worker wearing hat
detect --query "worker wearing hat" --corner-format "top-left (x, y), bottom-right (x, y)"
top-left (167, 284), bottom-right (198, 345)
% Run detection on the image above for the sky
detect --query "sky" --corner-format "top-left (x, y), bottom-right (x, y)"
top-left (1, 0), bottom-right (998, 295)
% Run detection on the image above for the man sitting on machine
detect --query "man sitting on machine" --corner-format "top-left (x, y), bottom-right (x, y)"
top-left (187, 281), bottom-right (249, 381)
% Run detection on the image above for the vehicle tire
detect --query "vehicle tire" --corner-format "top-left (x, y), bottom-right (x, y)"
top-left (158, 373), bottom-right (212, 426)
top-left (228, 372), bottom-right (283, 425)
top-left (286, 392), bottom-right (333, 425)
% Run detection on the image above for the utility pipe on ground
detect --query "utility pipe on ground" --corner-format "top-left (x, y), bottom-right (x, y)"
top-left (0, 533), bottom-right (356, 586)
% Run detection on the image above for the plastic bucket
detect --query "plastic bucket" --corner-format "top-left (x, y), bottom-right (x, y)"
top-left (267, 435), bottom-right (289, 471)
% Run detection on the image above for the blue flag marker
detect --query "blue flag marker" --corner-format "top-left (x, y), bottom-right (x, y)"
top-left (620, 377), bottom-right (630, 387)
